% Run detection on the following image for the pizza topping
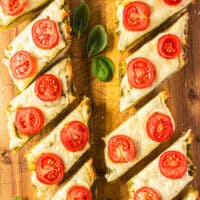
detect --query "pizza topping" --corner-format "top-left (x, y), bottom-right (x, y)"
top-left (134, 187), bottom-right (160, 200)
top-left (0, 0), bottom-right (27, 16)
top-left (34, 74), bottom-right (62, 102)
top-left (127, 57), bottom-right (155, 89)
top-left (67, 185), bottom-right (92, 200)
top-left (147, 112), bottom-right (173, 142)
top-left (60, 121), bottom-right (89, 152)
top-left (108, 135), bottom-right (137, 163)
top-left (15, 107), bottom-right (44, 135)
top-left (123, 2), bottom-right (151, 31)
top-left (36, 153), bottom-right (64, 185)
top-left (159, 150), bottom-right (187, 179)
top-left (32, 19), bottom-right (60, 49)
top-left (163, 0), bottom-right (182, 6)
top-left (158, 34), bottom-right (181, 59)
top-left (10, 51), bottom-right (35, 79)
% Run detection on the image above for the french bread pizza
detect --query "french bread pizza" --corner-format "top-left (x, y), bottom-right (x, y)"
top-left (0, 0), bottom-right (52, 30)
top-left (26, 97), bottom-right (91, 198)
top-left (47, 159), bottom-right (96, 200)
top-left (104, 91), bottom-right (175, 182)
top-left (127, 130), bottom-right (196, 200)
top-left (7, 58), bottom-right (76, 150)
top-left (116, 0), bottom-right (194, 51)
top-left (3, 0), bottom-right (71, 92)
top-left (120, 13), bottom-right (189, 111)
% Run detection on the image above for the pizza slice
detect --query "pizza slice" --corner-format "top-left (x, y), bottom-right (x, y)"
top-left (3, 0), bottom-right (71, 92)
top-left (26, 97), bottom-right (91, 198)
top-left (183, 187), bottom-right (200, 200)
top-left (127, 130), bottom-right (196, 200)
top-left (47, 159), bottom-right (96, 200)
top-left (116, 0), bottom-right (194, 51)
top-left (7, 57), bottom-right (76, 150)
top-left (120, 13), bottom-right (188, 111)
top-left (0, 0), bottom-right (52, 30)
top-left (104, 91), bottom-right (175, 182)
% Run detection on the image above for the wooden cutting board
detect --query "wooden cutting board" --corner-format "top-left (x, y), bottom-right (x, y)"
top-left (0, 0), bottom-right (200, 199)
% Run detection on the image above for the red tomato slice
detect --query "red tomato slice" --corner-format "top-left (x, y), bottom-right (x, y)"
top-left (158, 34), bottom-right (181, 59)
top-left (127, 57), bottom-right (155, 89)
top-left (108, 135), bottom-right (137, 163)
top-left (67, 185), bottom-right (92, 200)
top-left (123, 1), bottom-right (151, 31)
top-left (146, 112), bottom-right (173, 142)
top-left (10, 50), bottom-right (35, 79)
top-left (60, 121), bottom-right (89, 152)
top-left (32, 19), bottom-right (60, 49)
top-left (15, 107), bottom-right (44, 135)
top-left (163, 0), bottom-right (182, 6)
top-left (36, 153), bottom-right (64, 185)
top-left (0, 0), bottom-right (27, 16)
top-left (34, 74), bottom-right (62, 102)
top-left (159, 150), bottom-right (187, 179)
top-left (134, 187), bottom-right (160, 200)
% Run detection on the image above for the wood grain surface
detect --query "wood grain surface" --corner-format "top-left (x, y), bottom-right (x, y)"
top-left (0, 0), bottom-right (200, 200)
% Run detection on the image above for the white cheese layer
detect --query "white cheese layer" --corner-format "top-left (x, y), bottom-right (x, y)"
top-left (7, 58), bottom-right (76, 150)
top-left (104, 91), bottom-right (175, 182)
top-left (0, 0), bottom-right (51, 27)
top-left (120, 14), bottom-right (188, 112)
top-left (26, 97), bottom-right (91, 198)
top-left (3, 0), bottom-right (71, 91)
top-left (117, 0), bottom-right (193, 51)
top-left (48, 159), bottom-right (96, 200)
top-left (127, 130), bottom-right (195, 200)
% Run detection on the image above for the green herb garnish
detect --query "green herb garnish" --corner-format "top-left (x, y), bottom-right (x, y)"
top-left (72, 0), bottom-right (90, 39)
top-left (87, 25), bottom-right (108, 57)
top-left (14, 197), bottom-right (22, 200)
top-left (91, 56), bottom-right (114, 82)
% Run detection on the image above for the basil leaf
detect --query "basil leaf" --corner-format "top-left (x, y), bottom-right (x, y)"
top-left (92, 56), bottom-right (115, 82)
top-left (87, 25), bottom-right (108, 57)
top-left (14, 197), bottom-right (22, 200)
top-left (72, 0), bottom-right (90, 39)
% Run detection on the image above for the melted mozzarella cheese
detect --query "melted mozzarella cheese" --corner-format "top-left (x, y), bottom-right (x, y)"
top-left (0, 0), bottom-right (51, 27)
top-left (117, 0), bottom-right (193, 51)
top-left (120, 14), bottom-right (188, 112)
top-left (26, 97), bottom-right (91, 198)
top-left (48, 159), bottom-right (96, 200)
top-left (104, 91), bottom-right (175, 182)
top-left (127, 130), bottom-right (195, 200)
top-left (7, 58), bottom-right (76, 150)
top-left (3, 0), bottom-right (71, 91)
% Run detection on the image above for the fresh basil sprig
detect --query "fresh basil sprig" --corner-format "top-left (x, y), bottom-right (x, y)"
top-left (14, 197), bottom-right (22, 200)
top-left (87, 25), bottom-right (108, 57)
top-left (72, 0), bottom-right (90, 39)
top-left (91, 56), bottom-right (114, 82)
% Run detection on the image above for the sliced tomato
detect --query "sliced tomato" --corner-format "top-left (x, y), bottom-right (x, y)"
top-left (127, 57), bottom-right (155, 89)
top-left (32, 19), bottom-right (60, 49)
top-left (108, 135), bottom-right (136, 163)
top-left (0, 0), bottom-right (27, 16)
top-left (158, 34), bottom-right (181, 59)
top-left (60, 121), bottom-right (89, 152)
top-left (10, 50), bottom-right (35, 79)
top-left (159, 150), bottom-right (187, 179)
top-left (15, 107), bottom-right (44, 135)
top-left (36, 153), bottom-right (64, 185)
top-left (123, 1), bottom-right (151, 31)
top-left (134, 187), bottom-right (160, 200)
top-left (34, 74), bottom-right (62, 102)
top-left (67, 185), bottom-right (92, 200)
top-left (163, 0), bottom-right (182, 6)
top-left (146, 112), bottom-right (173, 142)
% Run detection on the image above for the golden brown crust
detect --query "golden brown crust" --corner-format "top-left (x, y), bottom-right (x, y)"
top-left (87, 159), bottom-right (97, 182)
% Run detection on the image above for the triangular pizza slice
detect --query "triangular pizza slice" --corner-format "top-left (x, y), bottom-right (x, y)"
top-left (116, 0), bottom-right (194, 51)
top-left (104, 91), bottom-right (175, 182)
top-left (120, 13), bottom-right (188, 112)
top-left (127, 130), bottom-right (196, 200)
top-left (26, 97), bottom-right (91, 198)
